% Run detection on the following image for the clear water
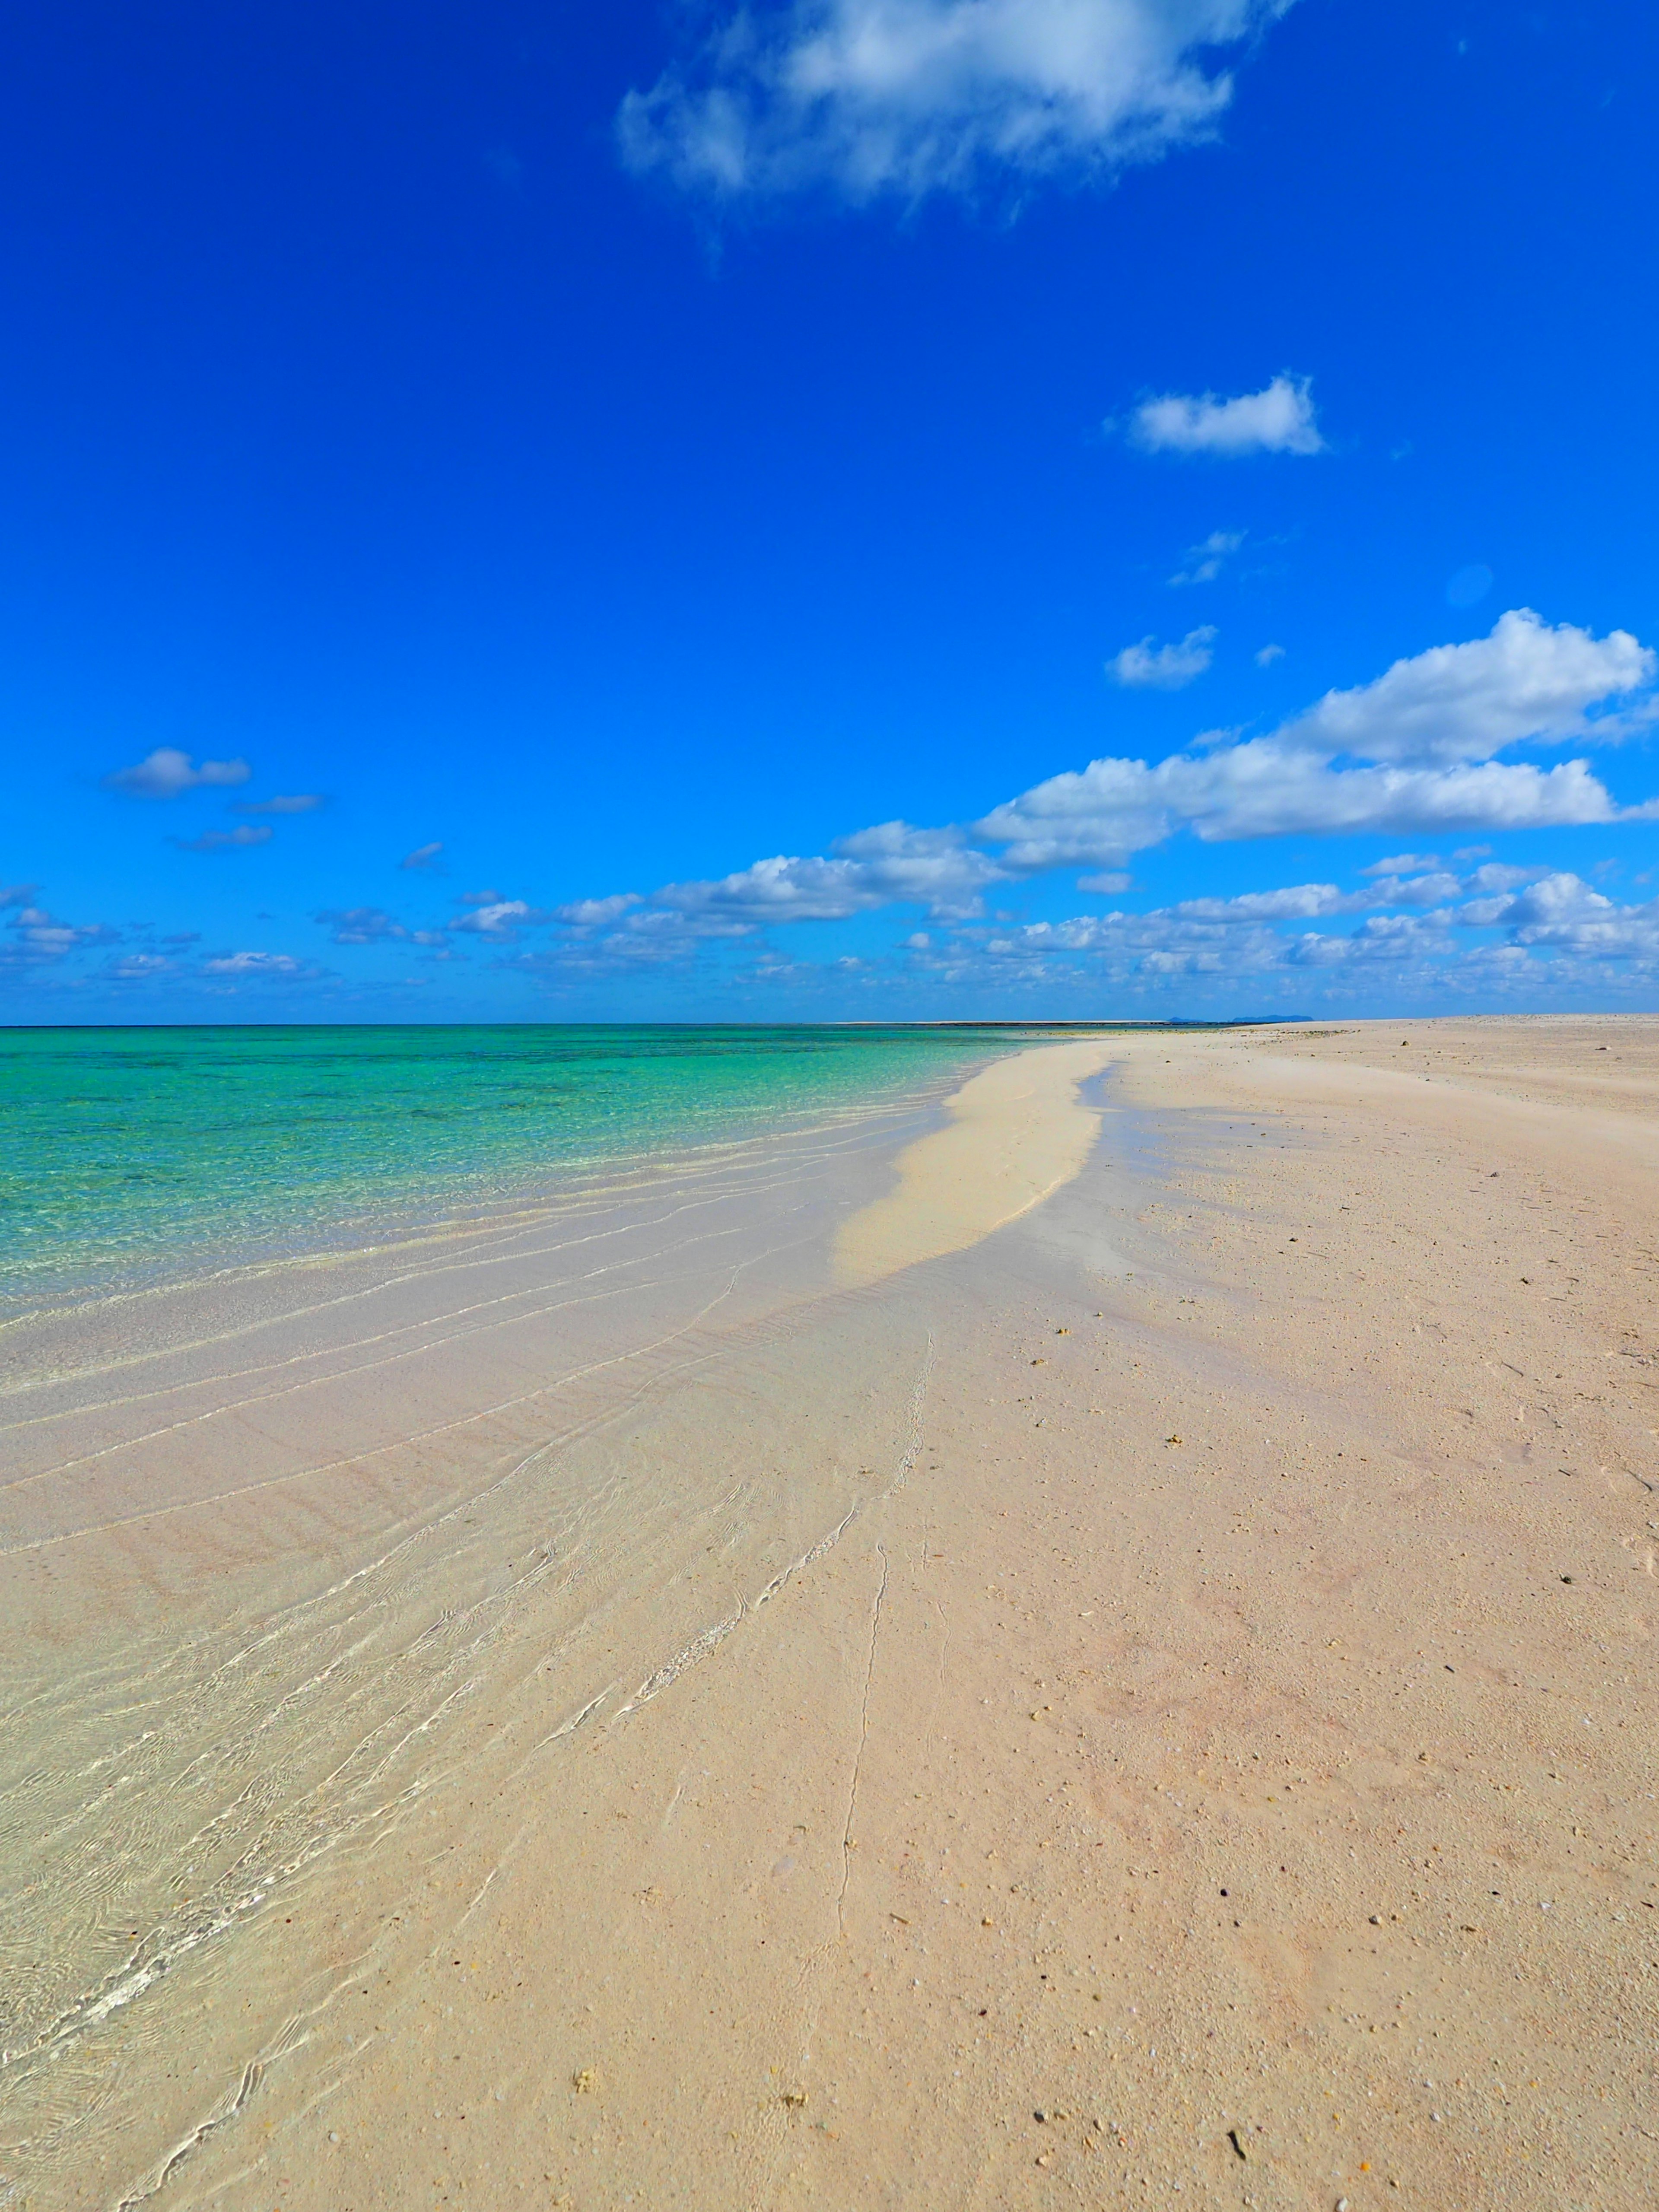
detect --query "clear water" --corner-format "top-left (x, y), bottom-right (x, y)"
top-left (0, 1023), bottom-right (1142, 1314)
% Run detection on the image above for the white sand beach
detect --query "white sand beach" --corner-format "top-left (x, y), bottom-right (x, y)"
top-left (3, 1020), bottom-right (1656, 2210)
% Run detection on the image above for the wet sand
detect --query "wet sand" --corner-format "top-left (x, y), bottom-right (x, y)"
top-left (3, 1021), bottom-right (1656, 2209)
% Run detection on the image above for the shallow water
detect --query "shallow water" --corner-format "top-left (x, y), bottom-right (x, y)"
top-left (0, 1023), bottom-right (1126, 1316)
top-left (0, 1026), bottom-right (1163, 2206)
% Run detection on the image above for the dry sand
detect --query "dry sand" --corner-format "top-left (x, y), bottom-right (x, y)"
top-left (3, 1020), bottom-right (1656, 2210)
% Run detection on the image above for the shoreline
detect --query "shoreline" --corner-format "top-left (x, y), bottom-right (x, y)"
top-left (3, 1021), bottom-right (1655, 2209)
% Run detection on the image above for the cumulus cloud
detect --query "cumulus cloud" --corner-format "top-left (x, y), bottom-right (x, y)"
top-left (1451, 871), bottom-right (1659, 957)
top-left (1108, 626), bottom-right (1216, 688)
top-left (618, 0), bottom-right (1294, 206)
top-left (1169, 528), bottom-right (1244, 585)
top-left (660, 821), bottom-right (1004, 928)
top-left (2, 903), bottom-right (120, 965)
top-left (475, 609), bottom-right (1659, 983)
top-left (172, 826), bottom-right (273, 854)
top-left (976, 747), bottom-right (1620, 870)
top-left (401, 841), bottom-right (445, 872)
top-left (104, 747), bottom-right (252, 798)
top-left (936, 852), bottom-right (1659, 996)
top-left (1130, 373), bottom-right (1323, 457)
top-left (1276, 609), bottom-right (1653, 767)
top-left (235, 793), bottom-right (325, 814)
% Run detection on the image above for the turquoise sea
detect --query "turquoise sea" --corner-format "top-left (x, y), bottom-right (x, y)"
top-left (0, 1023), bottom-right (1144, 1315)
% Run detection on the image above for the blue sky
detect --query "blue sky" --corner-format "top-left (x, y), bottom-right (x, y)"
top-left (4, 0), bottom-right (1657, 1021)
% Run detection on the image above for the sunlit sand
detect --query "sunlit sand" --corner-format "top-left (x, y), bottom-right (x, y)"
top-left (2, 1023), bottom-right (1655, 2209)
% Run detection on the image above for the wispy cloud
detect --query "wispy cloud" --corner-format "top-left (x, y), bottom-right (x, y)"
top-left (172, 825), bottom-right (273, 854)
top-left (400, 841), bottom-right (444, 872)
top-left (1130, 373), bottom-right (1323, 457)
top-left (315, 906), bottom-right (409, 945)
top-left (555, 893), bottom-right (643, 927)
top-left (200, 950), bottom-right (326, 980)
top-left (235, 793), bottom-right (325, 815)
top-left (618, 0), bottom-right (1295, 207)
top-left (101, 952), bottom-right (178, 983)
top-left (1255, 642), bottom-right (1285, 666)
top-left (104, 747), bottom-right (252, 798)
top-left (450, 899), bottom-right (554, 940)
top-left (1168, 528), bottom-right (1244, 585)
top-left (1362, 851), bottom-right (1441, 875)
top-left (1108, 627), bottom-right (1216, 688)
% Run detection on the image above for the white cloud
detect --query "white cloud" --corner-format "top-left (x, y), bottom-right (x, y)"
top-left (235, 793), bottom-right (324, 815)
top-left (200, 951), bottom-right (323, 980)
top-left (1462, 861), bottom-right (1543, 893)
top-left (660, 822), bottom-right (1003, 927)
top-left (487, 610), bottom-right (1658, 981)
top-left (1361, 871), bottom-right (1462, 906)
top-left (2, 903), bottom-right (120, 966)
top-left (618, 0), bottom-right (1294, 205)
top-left (104, 747), bottom-right (252, 798)
top-left (1130, 373), bottom-right (1323, 457)
top-left (1276, 609), bottom-right (1653, 767)
top-left (1108, 626), bottom-right (1216, 688)
top-left (451, 899), bottom-right (553, 940)
top-left (1, 881), bottom-right (38, 909)
top-left (102, 952), bottom-right (177, 982)
top-left (1255, 642), bottom-right (1284, 666)
top-left (401, 841), bottom-right (444, 872)
top-left (1362, 851), bottom-right (1440, 875)
top-left (556, 893), bottom-right (643, 927)
top-left (1167, 881), bottom-right (1354, 921)
top-left (1455, 870), bottom-right (1659, 957)
top-left (172, 825), bottom-right (273, 854)
top-left (1168, 528), bottom-right (1244, 585)
top-left (976, 746), bottom-right (1621, 870)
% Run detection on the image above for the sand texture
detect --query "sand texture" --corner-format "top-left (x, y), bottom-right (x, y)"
top-left (2, 1021), bottom-right (1655, 2210)
top-left (833, 1040), bottom-right (1114, 1287)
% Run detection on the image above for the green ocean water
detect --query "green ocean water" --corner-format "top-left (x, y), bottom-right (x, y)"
top-left (0, 1023), bottom-right (1139, 1313)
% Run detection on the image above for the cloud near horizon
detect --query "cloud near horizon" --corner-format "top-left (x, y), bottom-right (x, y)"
top-left (34, 609), bottom-right (1659, 1003)
top-left (618, 0), bottom-right (1294, 207)
top-left (517, 608), bottom-right (1655, 972)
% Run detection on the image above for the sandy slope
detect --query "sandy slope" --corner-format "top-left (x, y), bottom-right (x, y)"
top-left (13, 1022), bottom-right (1657, 2212)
